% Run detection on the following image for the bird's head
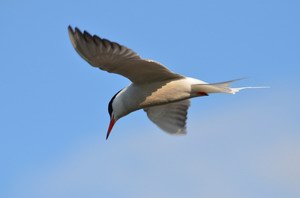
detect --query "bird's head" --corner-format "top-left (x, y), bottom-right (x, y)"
top-left (106, 89), bottom-right (123, 140)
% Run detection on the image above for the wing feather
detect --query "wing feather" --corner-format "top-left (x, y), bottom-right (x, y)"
top-left (68, 26), bottom-right (183, 84)
top-left (144, 99), bottom-right (190, 135)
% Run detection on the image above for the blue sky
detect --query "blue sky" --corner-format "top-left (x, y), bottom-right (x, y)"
top-left (1, 0), bottom-right (299, 197)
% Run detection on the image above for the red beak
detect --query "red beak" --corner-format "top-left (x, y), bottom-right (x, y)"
top-left (106, 117), bottom-right (116, 140)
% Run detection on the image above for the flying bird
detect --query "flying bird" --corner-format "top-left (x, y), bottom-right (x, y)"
top-left (68, 26), bottom-right (263, 139)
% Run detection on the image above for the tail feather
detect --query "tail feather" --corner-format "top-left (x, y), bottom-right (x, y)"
top-left (192, 79), bottom-right (269, 95)
top-left (229, 86), bottom-right (270, 94)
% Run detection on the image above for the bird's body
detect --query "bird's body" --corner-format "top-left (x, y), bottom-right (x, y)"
top-left (68, 26), bottom-right (264, 139)
top-left (113, 77), bottom-right (202, 118)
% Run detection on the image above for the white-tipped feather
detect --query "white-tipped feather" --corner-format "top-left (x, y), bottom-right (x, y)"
top-left (229, 86), bottom-right (270, 94)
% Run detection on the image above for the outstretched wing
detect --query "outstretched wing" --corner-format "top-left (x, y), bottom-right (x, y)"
top-left (144, 99), bottom-right (190, 135)
top-left (68, 26), bottom-right (183, 84)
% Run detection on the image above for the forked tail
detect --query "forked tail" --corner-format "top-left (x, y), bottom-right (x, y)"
top-left (192, 79), bottom-right (269, 95)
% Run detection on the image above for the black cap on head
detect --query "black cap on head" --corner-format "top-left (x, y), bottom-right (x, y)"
top-left (108, 89), bottom-right (123, 117)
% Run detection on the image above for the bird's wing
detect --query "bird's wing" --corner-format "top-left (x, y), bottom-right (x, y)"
top-left (68, 26), bottom-right (183, 84)
top-left (144, 99), bottom-right (190, 135)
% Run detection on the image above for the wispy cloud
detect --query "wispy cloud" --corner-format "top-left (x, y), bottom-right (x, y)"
top-left (10, 90), bottom-right (300, 198)
top-left (252, 138), bottom-right (300, 196)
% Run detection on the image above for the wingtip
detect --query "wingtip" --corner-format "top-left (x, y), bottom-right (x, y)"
top-left (170, 128), bottom-right (187, 136)
top-left (68, 26), bottom-right (82, 35)
top-left (68, 25), bottom-right (74, 34)
top-left (68, 25), bottom-right (75, 43)
top-left (74, 26), bottom-right (81, 34)
top-left (68, 26), bottom-right (84, 37)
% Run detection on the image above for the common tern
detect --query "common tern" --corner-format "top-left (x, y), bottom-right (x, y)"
top-left (68, 26), bottom-right (263, 139)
